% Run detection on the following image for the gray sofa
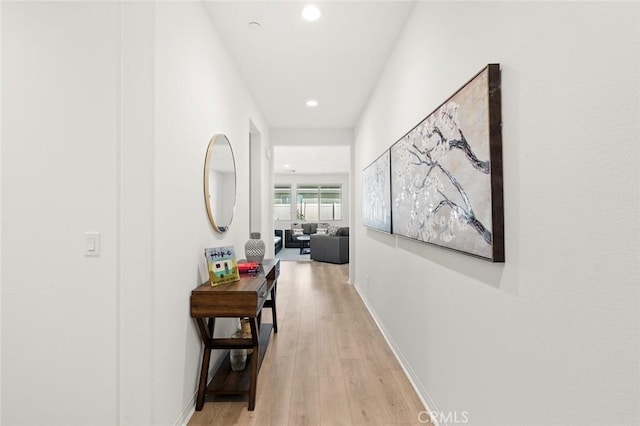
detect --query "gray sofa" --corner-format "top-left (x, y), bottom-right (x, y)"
top-left (284, 222), bottom-right (329, 248)
top-left (274, 229), bottom-right (283, 254)
top-left (310, 227), bottom-right (349, 264)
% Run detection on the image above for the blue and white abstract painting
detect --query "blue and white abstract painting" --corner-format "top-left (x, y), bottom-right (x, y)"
top-left (362, 150), bottom-right (391, 233)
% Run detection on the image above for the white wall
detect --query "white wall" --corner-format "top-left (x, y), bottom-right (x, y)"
top-left (2, 3), bottom-right (120, 425)
top-left (271, 128), bottom-right (353, 146)
top-left (274, 173), bottom-right (350, 230)
top-left (249, 123), bottom-right (263, 235)
top-left (120, 3), bottom-right (155, 424)
top-left (1, 2), bottom-right (271, 425)
top-left (354, 2), bottom-right (639, 425)
top-left (152, 2), bottom-right (271, 424)
top-left (0, 1), bottom-right (4, 419)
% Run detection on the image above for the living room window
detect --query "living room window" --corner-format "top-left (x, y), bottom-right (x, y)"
top-left (296, 184), bottom-right (342, 221)
top-left (274, 185), bottom-right (292, 220)
top-left (319, 185), bottom-right (342, 221)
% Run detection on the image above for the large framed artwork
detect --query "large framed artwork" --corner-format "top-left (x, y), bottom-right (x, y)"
top-left (362, 150), bottom-right (392, 233)
top-left (390, 64), bottom-right (504, 261)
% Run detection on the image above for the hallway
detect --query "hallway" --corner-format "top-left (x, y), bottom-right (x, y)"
top-left (188, 261), bottom-right (428, 425)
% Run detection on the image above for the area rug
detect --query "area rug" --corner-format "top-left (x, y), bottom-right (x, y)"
top-left (276, 248), bottom-right (312, 262)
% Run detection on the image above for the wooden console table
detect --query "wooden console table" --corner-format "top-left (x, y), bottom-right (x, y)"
top-left (190, 258), bottom-right (279, 411)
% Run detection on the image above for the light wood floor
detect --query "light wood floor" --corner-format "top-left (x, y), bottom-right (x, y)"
top-left (188, 260), bottom-right (430, 426)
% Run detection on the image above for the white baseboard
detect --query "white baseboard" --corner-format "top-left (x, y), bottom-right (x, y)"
top-left (175, 396), bottom-right (196, 426)
top-left (353, 283), bottom-right (442, 426)
top-left (175, 351), bottom-right (227, 426)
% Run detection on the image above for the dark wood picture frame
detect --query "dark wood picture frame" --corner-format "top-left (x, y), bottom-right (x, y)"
top-left (390, 64), bottom-right (504, 262)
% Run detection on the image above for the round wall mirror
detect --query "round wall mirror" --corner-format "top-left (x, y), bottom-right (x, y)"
top-left (204, 134), bottom-right (236, 233)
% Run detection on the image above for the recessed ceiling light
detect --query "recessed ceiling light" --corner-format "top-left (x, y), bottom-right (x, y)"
top-left (306, 99), bottom-right (318, 107)
top-left (284, 164), bottom-right (291, 168)
top-left (301, 5), bottom-right (321, 22)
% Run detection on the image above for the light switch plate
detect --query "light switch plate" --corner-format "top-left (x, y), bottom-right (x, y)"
top-left (85, 232), bottom-right (101, 257)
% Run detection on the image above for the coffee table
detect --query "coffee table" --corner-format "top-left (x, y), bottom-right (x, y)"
top-left (297, 235), bottom-right (311, 255)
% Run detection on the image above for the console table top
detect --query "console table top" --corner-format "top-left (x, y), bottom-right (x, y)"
top-left (192, 258), bottom-right (279, 294)
top-left (190, 258), bottom-right (279, 318)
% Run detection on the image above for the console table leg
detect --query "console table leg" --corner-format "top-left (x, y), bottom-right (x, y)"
top-left (196, 346), bottom-right (211, 411)
top-left (270, 284), bottom-right (278, 333)
top-left (195, 317), bottom-right (215, 411)
top-left (248, 317), bottom-right (260, 411)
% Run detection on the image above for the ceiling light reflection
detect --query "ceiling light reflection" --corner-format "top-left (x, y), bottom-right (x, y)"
top-left (302, 5), bottom-right (321, 22)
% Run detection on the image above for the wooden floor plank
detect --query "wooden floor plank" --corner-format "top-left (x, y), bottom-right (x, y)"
top-left (369, 368), bottom-right (420, 424)
top-left (316, 316), bottom-right (343, 378)
top-left (319, 377), bottom-right (353, 426)
top-left (260, 355), bottom-right (296, 426)
top-left (188, 260), bottom-right (428, 426)
top-left (341, 358), bottom-right (388, 425)
top-left (287, 374), bottom-right (320, 425)
top-left (391, 369), bottom-right (432, 425)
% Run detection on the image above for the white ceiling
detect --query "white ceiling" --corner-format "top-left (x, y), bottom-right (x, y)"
top-left (273, 145), bottom-right (350, 174)
top-left (205, 1), bottom-right (415, 129)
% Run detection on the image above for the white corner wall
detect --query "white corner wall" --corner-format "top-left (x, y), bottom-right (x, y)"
top-left (152, 3), bottom-right (269, 423)
top-left (354, 2), bottom-right (639, 425)
top-left (2, 3), bottom-right (121, 425)
top-left (2, 2), bottom-right (271, 425)
top-left (0, 1), bottom-right (4, 419)
top-left (119, 3), bottom-right (155, 424)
